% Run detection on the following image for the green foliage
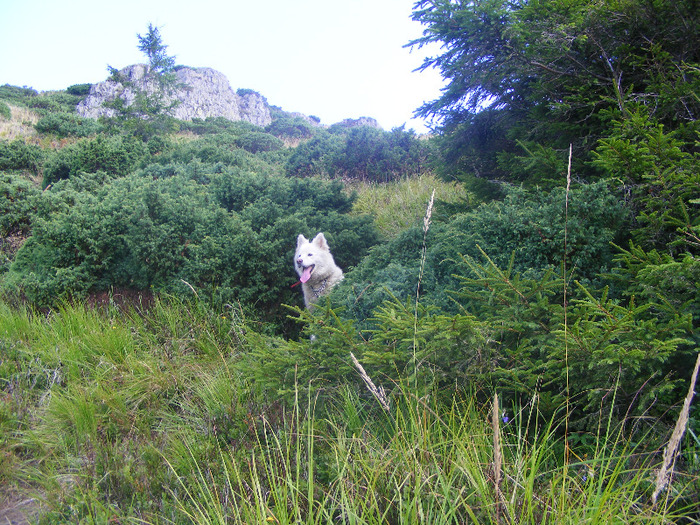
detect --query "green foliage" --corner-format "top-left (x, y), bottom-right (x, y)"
top-left (34, 112), bottom-right (103, 137)
top-left (285, 131), bottom-right (345, 178)
top-left (42, 135), bottom-right (149, 187)
top-left (0, 173), bottom-right (40, 274)
top-left (411, 0), bottom-right (700, 185)
top-left (0, 101), bottom-right (10, 120)
top-left (181, 116), bottom-right (261, 136)
top-left (0, 84), bottom-right (39, 106)
top-left (236, 88), bottom-right (259, 97)
top-left (4, 167), bottom-right (378, 333)
top-left (137, 23), bottom-right (176, 74)
top-left (561, 284), bottom-right (693, 428)
top-left (0, 139), bottom-right (44, 174)
top-left (256, 238), bottom-right (695, 433)
top-left (611, 243), bottom-right (700, 340)
top-left (26, 90), bottom-right (87, 114)
top-left (234, 130), bottom-right (284, 153)
top-left (450, 250), bottom-right (695, 430)
top-left (0, 173), bottom-right (39, 237)
top-left (333, 181), bottom-right (628, 327)
top-left (593, 108), bottom-right (700, 255)
top-left (286, 125), bottom-right (432, 182)
top-left (66, 83), bottom-right (92, 96)
top-left (1, 299), bottom-right (692, 524)
top-left (265, 115), bottom-right (316, 141)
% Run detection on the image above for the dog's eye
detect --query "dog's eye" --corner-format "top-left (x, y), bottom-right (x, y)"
top-left (308, 253), bottom-right (313, 257)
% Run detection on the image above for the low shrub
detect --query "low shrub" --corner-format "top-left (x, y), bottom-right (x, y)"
top-left (35, 112), bottom-right (103, 137)
top-left (0, 139), bottom-right (44, 174)
top-left (0, 101), bottom-right (11, 120)
top-left (4, 167), bottom-right (378, 334)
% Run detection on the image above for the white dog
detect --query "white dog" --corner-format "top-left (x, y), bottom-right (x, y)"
top-left (294, 233), bottom-right (344, 309)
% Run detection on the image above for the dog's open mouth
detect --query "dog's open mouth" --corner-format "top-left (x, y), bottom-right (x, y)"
top-left (299, 264), bottom-right (315, 283)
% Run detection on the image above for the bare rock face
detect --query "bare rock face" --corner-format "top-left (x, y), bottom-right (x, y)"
top-left (334, 116), bottom-right (381, 129)
top-left (76, 64), bottom-right (272, 127)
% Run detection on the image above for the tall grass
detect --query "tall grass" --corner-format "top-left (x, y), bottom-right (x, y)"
top-left (0, 298), bottom-right (696, 523)
top-left (164, 385), bottom-right (689, 524)
top-left (0, 104), bottom-right (38, 140)
top-left (349, 174), bottom-right (468, 239)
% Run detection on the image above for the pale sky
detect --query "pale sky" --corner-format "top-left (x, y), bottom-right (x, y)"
top-left (0, 0), bottom-right (444, 132)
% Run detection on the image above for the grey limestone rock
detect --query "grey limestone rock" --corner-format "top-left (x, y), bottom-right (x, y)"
top-left (76, 64), bottom-right (272, 127)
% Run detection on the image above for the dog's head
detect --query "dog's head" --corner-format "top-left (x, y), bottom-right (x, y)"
top-left (295, 233), bottom-right (330, 283)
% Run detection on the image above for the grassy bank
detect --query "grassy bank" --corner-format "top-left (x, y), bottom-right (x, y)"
top-left (0, 298), bottom-right (697, 523)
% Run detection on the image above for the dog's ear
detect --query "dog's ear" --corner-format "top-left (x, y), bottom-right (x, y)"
top-left (297, 234), bottom-right (309, 248)
top-left (312, 232), bottom-right (329, 250)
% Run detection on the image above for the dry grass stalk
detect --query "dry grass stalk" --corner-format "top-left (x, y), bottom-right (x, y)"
top-left (652, 352), bottom-right (700, 504)
top-left (411, 189), bottom-right (436, 383)
top-left (350, 352), bottom-right (390, 412)
top-left (492, 392), bottom-right (503, 523)
top-left (423, 188), bottom-right (435, 234)
top-left (564, 144), bottom-right (573, 464)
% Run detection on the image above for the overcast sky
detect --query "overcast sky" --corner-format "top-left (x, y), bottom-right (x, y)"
top-left (0, 0), bottom-right (445, 132)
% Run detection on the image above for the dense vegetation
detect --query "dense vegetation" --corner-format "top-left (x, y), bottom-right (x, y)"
top-left (1, 4), bottom-right (698, 522)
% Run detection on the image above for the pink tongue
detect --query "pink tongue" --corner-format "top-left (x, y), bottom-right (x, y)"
top-left (300, 266), bottom-right (313, 283)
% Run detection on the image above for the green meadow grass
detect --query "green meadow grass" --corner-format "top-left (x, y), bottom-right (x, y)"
top-left (349, 174), bottom-right (470, 239)
top-left (0, 298), bottom-right (696, 523)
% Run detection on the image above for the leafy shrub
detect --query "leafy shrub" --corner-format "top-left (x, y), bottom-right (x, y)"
top-left (35, 112), bottom-right (102, 137)
top-left (42, 135), bottom-right (150, 186)
top-left (66, 83), bottom-right (92, 96)
top-left (286, 126), bottom-right (432, 182)
top-left (266, 116), bottom-right (315, 141)
top-left (181, 117), bottom-right (261, 136)
top-left (258, 245), bottom-right (694, 433)
top-left (236, 88), bottom-right (260, 97)
top-left (451, 252), bottom-right (694, 431)
top-left (4, 166), bottom-right (378, 333)
top-left (0, 173), bottom-right (39, 237)
top-left (153, 133), bottom-right (273, 171)
top-left (593, 108), bottom-right (700, 255)
top-left (0, 85), bottom-right (38, 106)
top-left (286, 132), bottom-right (345, 178)
top-left (0, 139), bottom-right (44, 174)
top-left (332, 181), bottom-right (629, 328)
top-left (0, 101), bottom-right (10, 120)
top-left (234, 131), bottom-right (284, 154)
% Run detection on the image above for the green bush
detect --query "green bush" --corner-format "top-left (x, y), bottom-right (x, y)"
top-left (42, 135), bottom-right (150, 186)
top-left (4, 167), bottom-right (378, 334)
top-left (66, 83), bottom-right (92, 96)
top-left (0, 101), bottom-right (10, 120)
top-left (0, 139), bottom-right (44, 174)
top-left (593, 108), bottom-right (700, 255)
top-left (259, 241), bottom-right (694, 433)
top-left (332, 181), bottom-right (629, 328)
top-left (0, 173), bottom-right (39, 237)
top-left (35, 112), bottom-right (102, 137)
top-left (0, 85), bottom-right (38, 106)
top-left (266, 116), bottom-right (316, 141)
top-left (234, 131), bottom-right (284, 154)
top-left (286, 126), bottom-right (432, 182)
top-left (153, 133), bottom-right (273, 170)
top-left (285, 132), bottom-right (345, 178)
top-left (181, 117), bottom-right (261, 136)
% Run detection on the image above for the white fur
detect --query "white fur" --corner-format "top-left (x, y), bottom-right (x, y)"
top-left (294, 233), bottom-right (344, 309)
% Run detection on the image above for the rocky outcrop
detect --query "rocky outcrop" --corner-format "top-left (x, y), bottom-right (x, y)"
top-left (76, 64), bottom-right (272, 127)
top-left (333, 117), bottom-right (381, 129)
